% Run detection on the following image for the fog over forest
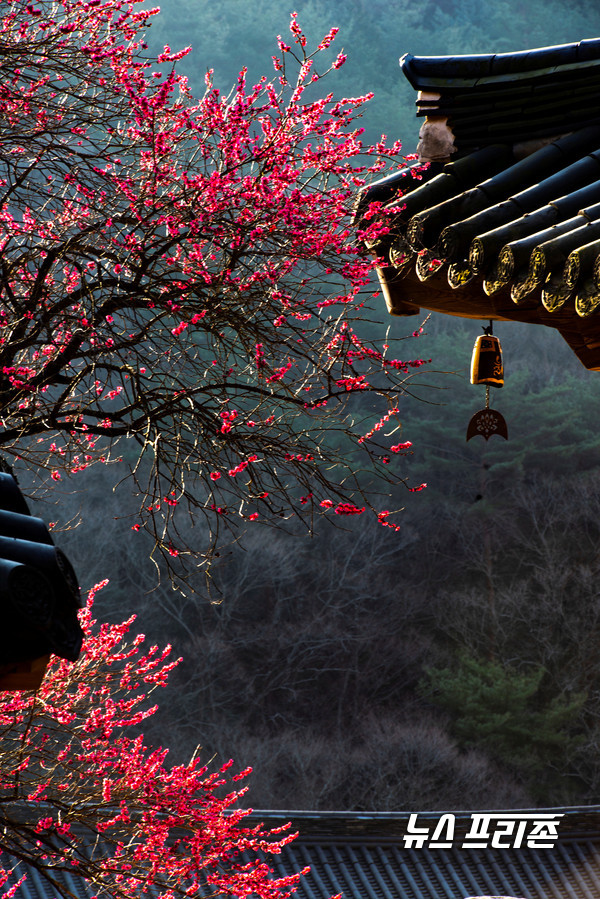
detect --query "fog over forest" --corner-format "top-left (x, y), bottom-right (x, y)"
top-left (35, 0), bottom-right (600, 810)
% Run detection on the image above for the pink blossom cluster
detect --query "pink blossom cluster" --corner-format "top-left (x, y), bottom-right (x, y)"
top-left (228, 454), bottom-right (258, 477)
top-left (0, 586), bottom-right (307, 899)
top-left (0, 0), bottom-right (429, 566)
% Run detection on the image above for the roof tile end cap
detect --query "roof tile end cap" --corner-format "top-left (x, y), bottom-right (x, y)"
top-left (400, 39), bottom-right (600, 90)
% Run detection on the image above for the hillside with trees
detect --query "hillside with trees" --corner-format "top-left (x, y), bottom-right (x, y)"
top-left (52, 313), bottom-right (600, 810)
top-left (92, 0), bottom-right (600, 810)
top-left (146, 0), bottom-right (600, 149)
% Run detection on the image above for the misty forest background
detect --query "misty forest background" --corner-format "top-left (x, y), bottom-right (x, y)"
top-left (30, 0), bottom-right (600, 810)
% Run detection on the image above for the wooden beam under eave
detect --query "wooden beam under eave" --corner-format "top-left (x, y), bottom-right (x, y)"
top-left (0, 654), bottom-right (50, 690)
top-left (557, 323), bottom-right (600, 370)
top-left (376, 265), bottom-right (421, 316)
top-left (382, 265), bottom-right (535, 321)
top-left (381, 265), bottom-right (600, 369)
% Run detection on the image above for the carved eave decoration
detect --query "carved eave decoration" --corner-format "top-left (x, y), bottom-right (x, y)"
top-left (357, 38), bottom-right (600, 370)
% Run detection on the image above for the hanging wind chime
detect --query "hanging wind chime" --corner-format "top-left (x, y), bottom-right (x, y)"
top-left (466, 323), bottom-right (508, 442)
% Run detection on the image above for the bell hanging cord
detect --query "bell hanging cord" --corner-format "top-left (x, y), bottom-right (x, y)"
top-left (466, 321), bottom-right (508, 441)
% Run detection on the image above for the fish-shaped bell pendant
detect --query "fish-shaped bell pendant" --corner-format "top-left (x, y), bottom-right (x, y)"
top-left (466, 328), bottom-right (508, 441)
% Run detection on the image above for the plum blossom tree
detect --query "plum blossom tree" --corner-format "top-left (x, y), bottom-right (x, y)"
top-left (0, 0), bottom-right (427, 579)
top-left (0, 582), bottom-right (308, 899)
top-left (0, 4), bottom-right (428, 890)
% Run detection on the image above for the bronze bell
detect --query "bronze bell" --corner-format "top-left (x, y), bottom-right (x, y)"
top-left (470, 334), bottom-right (504, 388)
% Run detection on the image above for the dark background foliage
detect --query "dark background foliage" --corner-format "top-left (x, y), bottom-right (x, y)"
top-left (26, 0), bottom-right (600, 810)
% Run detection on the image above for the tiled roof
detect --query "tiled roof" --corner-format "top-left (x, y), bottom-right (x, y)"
top-left (4, 807), bottom-right (600, 899)
top-left (256, 808), bottom-right (600, 899)
top-left (401, 40), bottom-right (600, 150)
top-left (358, 40), bottom-right (600, 369)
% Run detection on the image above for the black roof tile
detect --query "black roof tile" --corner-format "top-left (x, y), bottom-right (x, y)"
top-left (401, 40), bottom-right (600, 91)
top-left (402, 41), bottom-right (600, 151)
